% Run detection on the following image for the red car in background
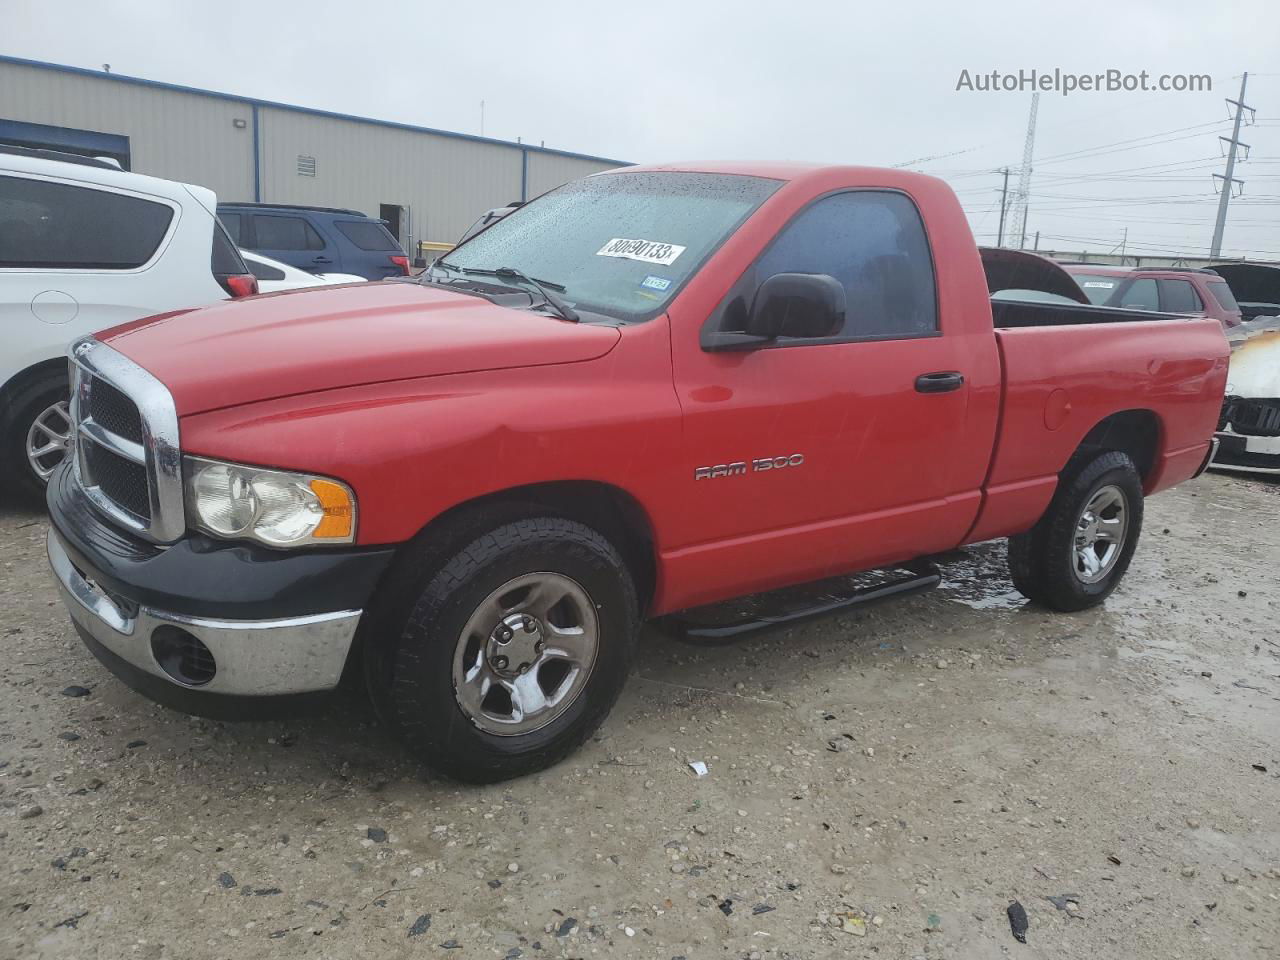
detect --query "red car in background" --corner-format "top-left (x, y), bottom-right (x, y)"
top-left (1061, 264), bottom-right (1243, 328)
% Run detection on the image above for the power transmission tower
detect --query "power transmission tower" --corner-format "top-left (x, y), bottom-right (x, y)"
top-left (1008, 93), bottom-right (1040, 250)
top-left (1210, 73), bottom-right (1254, 258)
top-left (996, 167), bottom-right (1010, 247)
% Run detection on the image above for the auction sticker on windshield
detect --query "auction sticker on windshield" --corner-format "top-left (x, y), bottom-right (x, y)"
top-left (597, 238), bottom-right (687, 265)
top-left (1082, 281), bottom-right (1116, 288)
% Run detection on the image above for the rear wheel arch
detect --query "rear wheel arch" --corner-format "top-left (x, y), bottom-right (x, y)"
top-left (1071, 409), bottom-right (1162, 485)
top-left (1, 358), bottom-right (73, 499)
top-left (1, 357), bottom-right (70, 423)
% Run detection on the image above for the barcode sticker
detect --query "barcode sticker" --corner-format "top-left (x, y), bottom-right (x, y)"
top-left (597, 238), bottom-right (686, 265)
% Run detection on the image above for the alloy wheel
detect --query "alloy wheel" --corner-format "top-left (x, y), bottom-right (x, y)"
top-left (451, 572), bottom-right (599, 736)
top-left (1073, 484), bottom-right (1128, 584)
top-left (26, 400), bottom-right (72, 482)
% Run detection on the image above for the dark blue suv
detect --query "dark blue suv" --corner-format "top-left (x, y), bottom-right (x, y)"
top-left (216, 203), bottom-right (408, 280)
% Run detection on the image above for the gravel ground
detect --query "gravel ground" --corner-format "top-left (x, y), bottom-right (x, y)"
top-left (2, 472), bottom-right (1278, 960)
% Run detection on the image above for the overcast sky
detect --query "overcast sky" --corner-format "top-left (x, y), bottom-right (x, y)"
top-left (7, 0), bottom-right (1279, 259)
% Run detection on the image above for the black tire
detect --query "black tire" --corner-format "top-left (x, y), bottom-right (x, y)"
top-left (1008, 451), bottom-right (1144, 612)
top-left (2, 370), bottom-right (70, 503)
top-left (367, 516), bottom-right (638, 783)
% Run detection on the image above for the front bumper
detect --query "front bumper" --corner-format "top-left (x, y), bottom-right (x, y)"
top-left (1211, 426), bottom-right (1280, 475)
top-left (46, 463), bottom-right (395, 706)
top-left (49, 531), bottom-right (362, 695)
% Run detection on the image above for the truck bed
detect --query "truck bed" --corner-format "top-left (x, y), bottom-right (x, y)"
top-left (991, 298), bottom-right (1185, 328)
top-left (964, 314), bottom-right (1229, 543)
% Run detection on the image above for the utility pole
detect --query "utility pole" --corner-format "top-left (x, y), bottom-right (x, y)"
top-left (1008, 92), bottom-right (1040, 249)
top-left (1033, 230), bottom-right (1040, 252)
top-left (1019, 202), bottom-right (1030, 250)
top-left (1210, 73), bottom-right (1253, 258)
top-left (996, 167), bottom-right (1010, 247)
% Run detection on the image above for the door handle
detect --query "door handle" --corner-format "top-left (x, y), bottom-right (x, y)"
top-left (312, 256), bottom-right (333, 264)
top-left (915, 371), bottom-right (965, 393)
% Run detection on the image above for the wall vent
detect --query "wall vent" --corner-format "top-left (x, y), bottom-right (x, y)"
top-left (297, 155), bottom-right (316, 177)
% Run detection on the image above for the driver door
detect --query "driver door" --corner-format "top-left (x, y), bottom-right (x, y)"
top-left (665, 190), bottom-right (985, 608)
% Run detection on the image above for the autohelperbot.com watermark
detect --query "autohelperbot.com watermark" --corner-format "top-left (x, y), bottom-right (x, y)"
top-left (955, 68), bottom-right (1211, 96)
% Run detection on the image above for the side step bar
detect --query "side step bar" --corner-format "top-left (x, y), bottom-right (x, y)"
top-left (665, 563), bottom-right (941, 642)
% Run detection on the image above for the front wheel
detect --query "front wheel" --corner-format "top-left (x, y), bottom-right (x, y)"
top-left (1008, 451), bottom-right (1144, 612)
top-left (369, 517), bottom-right (638, 783)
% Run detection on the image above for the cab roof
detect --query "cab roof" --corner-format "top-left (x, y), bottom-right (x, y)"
top-left (599, 160), bottom-right (947, 191)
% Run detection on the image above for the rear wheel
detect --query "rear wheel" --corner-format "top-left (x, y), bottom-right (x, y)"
top-left (2, 371), bottom-right (71, 502)
top-left (1008, 451), bottom-right (1144, 612)
top-left (368, 516), bottom-right (638, 783)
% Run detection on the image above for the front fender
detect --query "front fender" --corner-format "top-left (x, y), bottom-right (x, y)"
top-left (178, 323), bottom-right (682, 547)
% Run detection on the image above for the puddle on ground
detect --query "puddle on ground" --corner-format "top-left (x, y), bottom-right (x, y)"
top-left (934, 540), bottom-right (1029, 611)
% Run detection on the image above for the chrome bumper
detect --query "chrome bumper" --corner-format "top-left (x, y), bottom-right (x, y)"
top-left (48, 531), bottom-right (361, 696)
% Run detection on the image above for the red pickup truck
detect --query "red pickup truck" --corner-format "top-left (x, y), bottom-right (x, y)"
top-left (46, 162), bottom-right (1228, 782)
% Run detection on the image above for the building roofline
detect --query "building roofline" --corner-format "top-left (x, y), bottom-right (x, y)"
top-left (0, 54), bottom-right (630, 167)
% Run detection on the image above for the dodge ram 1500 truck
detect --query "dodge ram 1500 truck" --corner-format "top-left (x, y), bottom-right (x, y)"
top-left (45, 162), bottom-right (1229, 782)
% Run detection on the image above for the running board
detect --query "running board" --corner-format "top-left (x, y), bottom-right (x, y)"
top-left (666, 563), bottom-right (941, 642)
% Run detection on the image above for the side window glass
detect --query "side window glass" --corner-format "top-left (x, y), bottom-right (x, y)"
top-left (1206, 281), bottom-right (1239, 312)
top-left (0, 174), bottom-right (174, 269)
top-left (1157, 279), bottom-right (1201, 313)
top-left (245, 258), bottom-right (285, 281)
top-left (253, 215), bottom-right (326, 251)
top-left (218, 212), bottom-right (242, 244)
top-left (1116, 278), bottom-right (1159, 311)
top-left (751, 191), bottom-right (937, 340)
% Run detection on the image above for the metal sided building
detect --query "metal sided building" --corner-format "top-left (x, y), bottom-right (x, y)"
top-left (0, 55), bottom-right (626, 254)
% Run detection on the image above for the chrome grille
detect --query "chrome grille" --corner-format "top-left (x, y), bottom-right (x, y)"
top-left (82, 441), bottom-right (151, 519)
top-left (69, 337), bottom-right (184, 543)
top-left (87, 378), bottom-right (144, 445)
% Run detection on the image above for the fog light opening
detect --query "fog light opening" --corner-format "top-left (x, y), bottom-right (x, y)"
top-left (150, 626), bottom-right (217, 687)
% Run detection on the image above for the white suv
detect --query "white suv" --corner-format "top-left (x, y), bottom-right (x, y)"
top-left (1, 147), bottom-right (257, 500)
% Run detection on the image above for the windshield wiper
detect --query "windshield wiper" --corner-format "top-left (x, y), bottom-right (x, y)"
top-left (419, 258), bottom-right (457, 284)
top-left (459, 266), bottom-right (580, 323)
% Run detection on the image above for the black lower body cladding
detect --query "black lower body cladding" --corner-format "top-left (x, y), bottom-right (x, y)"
top-left (47, 463), bottom-right (394, 620)
top-left (45, 463), bottom-right (396, 713)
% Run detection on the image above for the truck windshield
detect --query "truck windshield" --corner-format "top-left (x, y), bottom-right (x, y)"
top-left (438, 172), bottom-right (782, 322)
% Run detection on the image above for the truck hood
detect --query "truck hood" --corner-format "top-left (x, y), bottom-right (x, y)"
top-left (100, 281), bottom-right (622, 416)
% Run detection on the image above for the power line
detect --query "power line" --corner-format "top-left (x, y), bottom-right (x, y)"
top-left (942, 121), bottom-right (1232, 182)
top-left (1036, 232), bottom-right (1280, 258)
top-left (1030, 120), bottom-right (1227, 165)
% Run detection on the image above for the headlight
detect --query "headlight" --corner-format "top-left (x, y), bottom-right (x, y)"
top-left (184, 456), bottom-right (356, 547)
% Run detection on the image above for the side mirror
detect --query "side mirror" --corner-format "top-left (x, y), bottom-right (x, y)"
top-left (704, 273), bottom-right (845, 351)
